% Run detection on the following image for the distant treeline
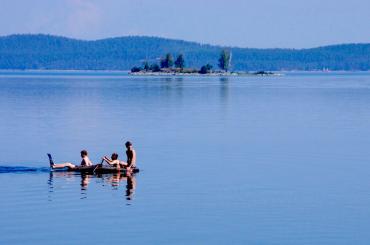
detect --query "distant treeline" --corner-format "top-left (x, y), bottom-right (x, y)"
top-left (0, 34), bottom-right (369, 71)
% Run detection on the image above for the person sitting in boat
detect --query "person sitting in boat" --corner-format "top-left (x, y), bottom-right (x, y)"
top-left (119, 141), bottom-right (137, 171)
top-left (102, 153), bottom-right (121, 169)
top-left (48, 150), bottom-right (93, 170)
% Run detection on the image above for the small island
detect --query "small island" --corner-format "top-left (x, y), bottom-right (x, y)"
top-left (129, 50), bottom-right (276, 76)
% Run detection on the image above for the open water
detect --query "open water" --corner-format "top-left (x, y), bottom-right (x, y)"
top-left (1, 71), bottom-right (370, 244)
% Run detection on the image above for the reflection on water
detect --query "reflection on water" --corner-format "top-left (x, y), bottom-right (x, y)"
top-left (3, 72), bottom-right (370, 244)
top-left (48, 171), bottom-right (137, 201)
top-left (219, 77), bottom-right (229, 104)
top-left (80, 173), bottom-right (90, 190)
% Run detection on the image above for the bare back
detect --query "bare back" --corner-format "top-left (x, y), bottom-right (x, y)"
top-left (81, 156), bottom-right (92, 166)
top-left (126, 149), bottom-right (136, 168)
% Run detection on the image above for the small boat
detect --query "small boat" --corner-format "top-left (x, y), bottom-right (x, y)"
top-left (51, 164), bottom-right (96, 173)
top-left (48, 154), bottom-right (139, 174)
top-left (51, 164), bottom-right (139, 174)
top-left (94, 165), bottom-right (140, 174)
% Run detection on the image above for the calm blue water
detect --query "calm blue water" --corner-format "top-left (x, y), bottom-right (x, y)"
top-left (1, 71), bottom-right (370, 244)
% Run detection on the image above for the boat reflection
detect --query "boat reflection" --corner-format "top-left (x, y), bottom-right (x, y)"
top-left (48, 171), bottom-right (137, 201)
top-left (80, 173), bottom-right (91, 191)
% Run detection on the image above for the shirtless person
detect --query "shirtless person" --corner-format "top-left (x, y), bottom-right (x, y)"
top-left (121, 141), bottom-right (136, 171)
top-left (102, 153), bottom-right (121, 169)
top-left (48, 150), bottom-right (93, 170)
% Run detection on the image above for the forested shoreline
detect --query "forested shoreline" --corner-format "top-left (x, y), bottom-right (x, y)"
top-left (0, 34), bottom-right (369, 71)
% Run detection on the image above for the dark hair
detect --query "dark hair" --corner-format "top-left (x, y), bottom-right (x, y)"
top-left (111, 153), bottom-right (118, 160)
top-left (125, 141), bottom-right (132, 147)
top-left (81, 150), bottom-right (88, 157)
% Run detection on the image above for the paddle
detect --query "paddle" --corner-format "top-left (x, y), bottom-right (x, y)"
top-left (93, 159), bottom-right (105, 173)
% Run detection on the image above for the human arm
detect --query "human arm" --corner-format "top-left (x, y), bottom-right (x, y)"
top-left (131, 150), bottom-right (136, 167)
top-left (102, 156), bottom-right (114, 165)
top-left (103, 156), bottom-right (120, 167)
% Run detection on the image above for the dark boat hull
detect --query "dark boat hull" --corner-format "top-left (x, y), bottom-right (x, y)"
top-left (94, 166), bottom-right (139, 174)
top-left (52, 165), bottom-right (139, 174)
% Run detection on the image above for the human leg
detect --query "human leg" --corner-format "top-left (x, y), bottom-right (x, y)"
top-left (48, 154), bottom-right (76, 169)
top-left (52, 162), bottom-right (76, 169)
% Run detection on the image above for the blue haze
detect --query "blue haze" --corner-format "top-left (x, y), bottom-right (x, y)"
top-left (0, 0), bottom-right (370, 48)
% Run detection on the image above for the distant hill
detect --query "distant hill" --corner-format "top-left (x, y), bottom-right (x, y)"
top-left (0, 34), bottom-right (369, 71)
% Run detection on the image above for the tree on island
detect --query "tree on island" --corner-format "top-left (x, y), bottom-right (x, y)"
top-left (131, 66), bottom-right (142, 72)
top-left (150, 63), bottom-right (161, 72)
top-left (160, 53), bottom-right (174, 68)
top-left (174, 54), bottom-right (185, 69)
top-left (218, 49), bottom-right (231, 72)
top-left (199, 64), bottom-right (213, 74)
top-left (143, 61), bottom-right (150, 71)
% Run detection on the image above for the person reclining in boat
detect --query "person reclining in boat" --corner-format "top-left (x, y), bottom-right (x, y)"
top-left (102, 153), bottom-right (121, 169)
top-left (48, 150), bottom-right (93, 170)
top-left (119, 141), bottom-right (137, 171)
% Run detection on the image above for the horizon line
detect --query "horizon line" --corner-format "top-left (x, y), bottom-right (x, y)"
top-left (1, 33), bottom-right (370, 51)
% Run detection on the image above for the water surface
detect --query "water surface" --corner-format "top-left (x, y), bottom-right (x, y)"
top-left (1, 71), bottom-right (370, 244)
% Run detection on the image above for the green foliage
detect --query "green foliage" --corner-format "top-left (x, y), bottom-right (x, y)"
top-left (218, 49), bottom-right (231, 71)
top-left (160, 59), bottom-right (166, 69)
top-left (199, 64), bottom-right (213, 74)
top-left (0, 34), bottom-right (369, 71)
top-left (143, 61), bottom-right (150, 71)
top-left (150, 63), bottom-right (160, 72)
top-left (131, 66), bottom-right (142, 72)
top-left (167, 53), bottom-right (174, 68)
top-left (175, 54), bottom-right (185, 69)
top-left (160, 53), bottom-right (174, 68)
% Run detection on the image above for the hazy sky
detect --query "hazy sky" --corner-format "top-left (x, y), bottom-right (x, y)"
top-left (0, 0), bottom-right (369, 48)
